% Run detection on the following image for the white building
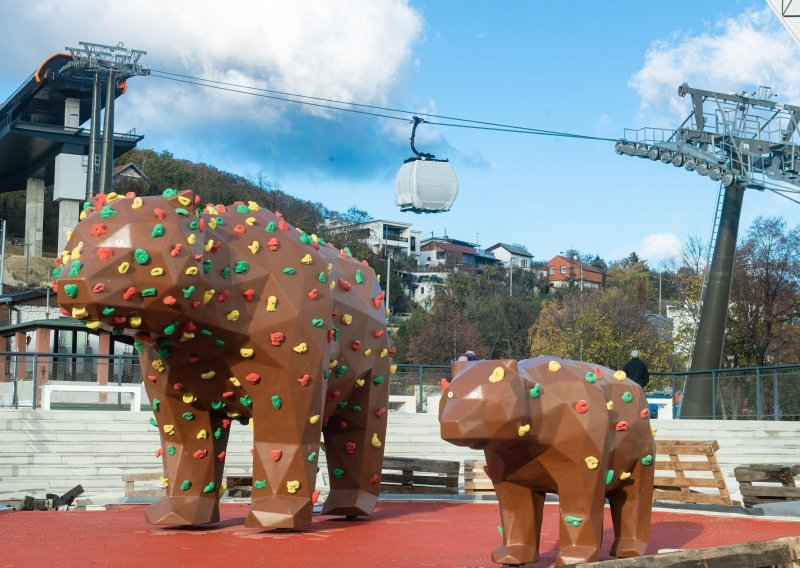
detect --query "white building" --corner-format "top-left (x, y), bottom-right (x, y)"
top-left (486, 243), bottom-right (533, 268)
top-left (325, 219), bottom-right (421, 258)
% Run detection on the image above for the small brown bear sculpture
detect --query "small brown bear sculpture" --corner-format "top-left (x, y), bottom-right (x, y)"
top-left (56, 189), bottom-right (392, 529)
top-left (440, 357), bottom-right (654, 566)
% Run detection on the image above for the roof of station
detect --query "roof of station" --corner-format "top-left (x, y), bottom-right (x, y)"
top-left (0, 53), bottom-right (142, 193)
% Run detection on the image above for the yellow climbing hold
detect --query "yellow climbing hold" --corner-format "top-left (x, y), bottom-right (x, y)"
top-left (229, 376), bottom-right (241, 387)
top-left (548, 360), bottom-right (561, 372)
top-left (227, 310), bottom-right (240, 321)
top-left (197, 429), bottom-right (208, 439)
top-left (118, 261), bottom-right (130, 274)
top-left (247, 241), bottom-right (260, 254)
top-left (301, 253), bottom-right (314, 265)
top-left (380, 348), bottom-right (388, 358)
top-left (129, 316), bottom-right (142, 328)
top-left (180, 332), bottom-right (195, 342)
top-left (245, 216), bottom-right (256, 226)
top-left (489, 367), bottom-right (505, 383)
top-left (385, 307), bottom-right (390, 318)
top-left (187, 233), bottom-right (197, 245)
top-left (371, 433), bottom-right (382, 448)
top-left (309, 415), bottom-right (320, 424)
top-left (342, 314), bottom-right (353, 325)
top-left (619, 472), bottom-right (632, 480)
top-left (329, 280), bottom-right (336, 290)
top-left (518, 424), bottom-right (531, 437)
top-left (71, 306), bottom-right (88, 319)
top-left (355, 378), bottom-right (365, 387)
top-left (606, 401), bottom-right (614, 411)
top-left (286, 480), bottom-right (300, 494)
top-left (293, 343), bottom-right (308, 354)
top-left (79, 210), bottom-right (87, 221)
top-left (203, 289), bottom-right (215, 304)
top-left (178, 195), bottom-right (192, 206)
top-left (200, 370), bottom-right (216, 380)
top-left (226, 411), bottom-right (240, 418)
top-left (152, 359), bottom-right (165, 372)
top-left (651, 427), bottom-right (658, 436)
top-left (204, 239), bottom-right (214, 252)
top-left (182, 393), bottom-right (197, 403)
top-left (585, 456), bottom-right (599, 470)
top-left (208, 218), bottom-right (217, 229)
top-left (159, 476), bottom-right (169, 487)
top-left (85, 320), bottom-right (101, 330)
top-left (266, 296), bottom-right (277, 311)
top-left (249, 418), bottom-right (254, 431)
top-left (329, 360), bottom-right (338, 368)
top-left (106, 192), bottom-right (120, 202)
top-left (163, 424), bottom-right (175, 435)
top-left (327, 263), bottom-right (333, 274)
top-left (240, 348), bottom-right (254, 358)
top-left (363, 348), bottom-right (372, 357)
top-left (390, 364), bottom-right (398, 374)
top-left (71, 244), bottom-right (82, 259)
top-left (150, 267), bottom-right (164, 277)
top-left (185, 266), bottom-right (198, 276)
top-left (247, 201), bottom-right (261, 212)
top-left (613, 370), bottom-right (627, 381)
top-left (132, 196), bottom-right (143, 209)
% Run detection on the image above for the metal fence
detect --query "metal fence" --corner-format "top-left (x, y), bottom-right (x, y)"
top-left (1, 353), bottom-right (798, 420)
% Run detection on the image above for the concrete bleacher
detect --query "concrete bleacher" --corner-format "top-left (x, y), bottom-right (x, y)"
top-left (1, 409), bottom-right (798, 505)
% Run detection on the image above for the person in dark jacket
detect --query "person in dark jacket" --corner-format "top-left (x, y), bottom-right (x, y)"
top-left (623, 350), bottom-right (650, 390)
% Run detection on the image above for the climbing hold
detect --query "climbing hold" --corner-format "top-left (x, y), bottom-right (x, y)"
top-left (641, 455), bottom-right (653, 466)
top-left (585, 456), bottom-right (599, 470)
top-left (244, 373), bottom-right (260, 384)
top-left (613, 370), bottom-right (627, 381)
top-left (529, 383), bottom-right (542, 398)
top-left (621, 392), bottom-right (633, 403)
top-left (239, 348), bottom-right (254, 359)
top-left (565, 515), bottom-right (583, 527)
top-left (247, 241), bottom-right (260, 254)
top-left (182, 412), bottom-right (195, 421)
top-left (180, 480), bottom-right (192, 491)
top-left (311, 318), bottom-right (324, 327)
top-left (300, 253), bottom-right (314, 265)
top-left (298, 374), bottom-right (311, 386)
top-left (151, 224), bottom-right (165, 238)
top-left (202, 482), bottom-right (215, 494)
top-left (574, 400), bottom-right (589, 414)
top-left (141, 288), bottom-right (157, 298)
top-left (193, 449), bottom-right (208, 459)
top-left (293, 343), bottom-right (308, 353)
top-left (270, 450), bottom-right (282, 462)
top-left (518, 424), bottom-right (531, 437)
top-left (489, 367), bottom-right (505, 383)
top-left (159, 477), bottom-right (169, 487)
top-left (271, 395), bottom-right (282, 409)
top-left (309, 415), bottom-right (320, 424)
top-left (239, 395), bottom-right (252, 407)
top-left (229, 376), bottom-right (241, 387)
top-left (585, 371), bottom-right (597, 383)
top-left (200, 370), bottom-right (216, 379)
top-left (253, 480), bottom-right (267, 489)
top-left (639, 408), bottom-right (650, 419)
top-left (333, 468), bottom-right (344, 479)
top-left (355, 270), bottom-right (364, 284)
top-left (283, 267), bottom-right (296, 275)
top-left (64, 284), bottom-right (79, 299)
top-left (134, 249), bottom-right (150, 265)
top-left (163, 424), bottom-right (175, 436)
top-left (286, 480), bottom-right (300, 494)
top-left (371, 433), bottom-right (382, 448)
top-left (151, 267), bottom-right (165, 278)
top-left (373, 376), bottom-right (384, 385)
top-left (167, 445), bottom-right (176, 455)
top-left (620, 472), bottom-right (632, 480)
top-left (234, 261), bottom-right (249, 274)
top-left (148, 417), bottom-right (158, 427)
top-left (307, 288), bottom-right (319, 300)
top-left (615, 421), bottom-right (629, 431)
top-left (266, 296), bottom-right (277, 311)
top-left (118, 261), bottom-right (130, 274)
top-left (270, 332), bottom-right (285, 346)
top-left (211, 401), bottom-right (226, 410)
top-left (341, 314), bottom-right (353, 325)
top-left (548, 360), bottom-right (561, 372)
top-left (182, 393), bottom-right (197, 403)
top-left (213, 428), bottom-right (222, 440)
top-left (196, 429), bottom-right (209, 440)
top-left (606, 470), bottom-right (615, 485)
top-left (606, 401), bottom-right (614, 411)
top-left (92, 283), bottom-right (105, 293)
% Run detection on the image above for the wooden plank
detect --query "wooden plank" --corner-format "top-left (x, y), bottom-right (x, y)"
top-left (382, 456), bottom-right (460, 475)
top-left (739, 486), bottom-right (800, 499)
top-left (380, 473), bottom-right (458, 487)
top-left (122, 472), bottom-right (161, 482)
top-left (570, 536), bottom-right (800, 568)
top-left (653, 477), bottom-right (724, 489)
top-left (734, 465), bottom-right (797, 485)
top-left (652, 490), bottom-right (735, 506)
top-left (655, 461), bottom-right (723, 472)
top-left (380, 484), bottom-right (456, 495)
top-left (656, 440), bottom-right (719, 453)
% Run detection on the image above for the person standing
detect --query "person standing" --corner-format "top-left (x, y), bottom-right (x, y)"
top-left (623, 350), bottom-right (650, 390)
top-left (457, 350), bottom-right (477, 362)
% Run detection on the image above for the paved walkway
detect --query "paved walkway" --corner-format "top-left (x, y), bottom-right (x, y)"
top-left (2, 501), bottom-right (800, 567)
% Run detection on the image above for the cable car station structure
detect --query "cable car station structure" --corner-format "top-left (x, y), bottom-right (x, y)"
top-left (617, 83), bottom-right (800, 417)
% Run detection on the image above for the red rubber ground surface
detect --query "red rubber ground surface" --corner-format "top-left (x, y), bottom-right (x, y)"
top-left (2, 501), bottom-right (799, 567)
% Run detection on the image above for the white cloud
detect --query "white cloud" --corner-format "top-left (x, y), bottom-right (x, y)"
top-left (638, 232), bottom-right (682, 262)
top-left (1, 1), bottom-right (423, 136)
top-left (629, 7), bottom-right (800, 126)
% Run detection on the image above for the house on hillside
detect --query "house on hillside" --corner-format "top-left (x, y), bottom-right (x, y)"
top-left (112, 163), bottom-right (149, 192)
top-left (545, 255), bottom-right (604, 289)
top-left (325, 219), bottom-right (421, 258)
top-left (419, 236), bottom-right (501, 272)
top-left (487, 243), bottom-right (533, 268)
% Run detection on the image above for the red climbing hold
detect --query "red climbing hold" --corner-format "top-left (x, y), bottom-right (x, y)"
top-left (615, 421), bottom-right (629, 431)
top-left (173, 383), bottom-right (184, 391)
top-left (96, 247), bottom-right (113, 260)
top-left (216, 290), bottom-right (230, 302)
top-left (270, 450), bottom-right (282, 462)
top-left (639, 408), bottom-right (650, 419)
top-left (326, 390), bottom-right (341, 401)
top-left (193, 449), bottom-right (208, 459)
top-left (368, 474), bottom-right (380, 484)
top-left (338, 421), bottom-right (348, 430)
top-left (188, 355), bottom-right (199, 363)
top-left (388, 346), bottom-right (397, 357)
top-left (122, 287), bottom-right (137, 301)
top-left (92, 283), bottom-right (105, 293)
top-left (90, 223), bottom-right (108, 237)
top-left (327, 330), bottom-right (335, 343)
top-left (307, 288), bottom-right (318, 300)
top-left (217, 451), bottom-right (226, 462)
top-left (373, 330), bottom-right (384, 338)
top-left (267, 237), bottom-right (279, 251)
top-left (163, 296), bottom-right (177, 306)
top-left (375, 407), bottom-right (387, 418)
top-left (312, 489), bottom-right (321, 504)
top-left (170, 243), bottom-right (182, 257)
top-left (351, 340), bottom-right (361, 351)
top-left (155, 448), bottom-right (163, 457)
top-left (222, 419), bottom-right (232, 429)
top-left (344, 442), bottom-right (356, 454)
top-left (245, 373), bottom-right (261, 384)
top-left (278, 219), bottom-right (288, 231)
top-left (242, 289), bottom-right (255, 301)
top-left (297, 374), bottom-right (311, 387)
top-left (153, 208), bottom-right (166, 220)
top-left (575, 400), bottom-right (589, 414)
top-left (270, 332), bottom-right (285, 346)
top-left (222, 391), bottom-right (234, 399)
top-left (147, 375), bottom-right (157, 382)
top-left (338, 278), bottom-right (352, 291)
top-left (182, 321), bottom-right (197, 332)
top-left (441, 378), bottom-right (450, 392)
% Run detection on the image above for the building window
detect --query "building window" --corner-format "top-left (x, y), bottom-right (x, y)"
top-left (420, 286), bottom-right (425, 294)
top-left (410, 236), bottom-right (416, 251)
top-left (560, 265), bottom-right (567, 275)
top-left (549, 266), bottom-right (555, 275)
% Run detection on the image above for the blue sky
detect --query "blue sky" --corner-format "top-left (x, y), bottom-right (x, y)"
top-left (2, 0), bottom-right (800, 265)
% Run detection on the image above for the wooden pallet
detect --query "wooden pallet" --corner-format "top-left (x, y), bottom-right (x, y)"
top-left (380, 456), bottom-right (460, 495)
top-left (463, 459), bottom-right (494, 496)
top-left (654, 440), bottom-right (737, 506)
top-left (734, 464), bottom-right (800, 508)
top-left (123, 472), bottom-right (164, 498)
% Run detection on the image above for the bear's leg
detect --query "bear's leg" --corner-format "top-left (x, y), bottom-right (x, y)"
top-left (143, 380), bottom-right (231, 526)
top-left (244, 367), bottom-right (323, 530)
top-left (555, 471), bottom-right (607, 566)
top-left (491, 481), bottom-right (544, 565)
top-left (321, 365), bottom-right (389, 518)
top-left (608, 459), bottom-right (654, 557)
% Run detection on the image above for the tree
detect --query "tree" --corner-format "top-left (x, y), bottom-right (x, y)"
top-left (725, 216), bottom-right (800, 366)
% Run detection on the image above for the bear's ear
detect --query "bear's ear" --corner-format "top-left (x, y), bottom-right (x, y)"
top-left (162, 188), bottom-right (199, 212)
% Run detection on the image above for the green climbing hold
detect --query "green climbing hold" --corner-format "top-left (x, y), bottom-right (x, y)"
top-left (621, 391), bottom-right (633, 403)
top-left (100, 205), bottom-right (117, 218)
top-left (497, 525), bottom-right (504, 536)
top-left (234, 261), bottom-right (249, 274)
top-left (318, 272), bottom-right (326, 283)
top-left (307, 452), bottom-right (317, 462)
top-left (52, 267), bottom-right (62, 279)
top-left (317, 237), bottom-right (327, 246)
top-left (337, 401), bottom-right (347, 409)
top-left (182, 286), bottom-right (196, 298)
top-left (163, 322), bottom-right (177, 335)
top-left (69, 261), bottom-right (82, 276)
top-left (240, 395), bottom-right (252, 407)
top-left (585, 372), bottom-right (597, 383)
top-left (199, 329), bottom-right (212, 336)
top-left (211, 401), bottom-right (226, 410)
top-left (189, 220), bottom-right (199, 230)
top-left (529, 383), bottom-right (542, 398)
top-left (333, 468), bottom-right (344, 479)
top-left (149, 417), bottom-right (158, 427)
top-left (324, 369), bottom-right (332, 379)
top-left (565, 515), bottom-right (583, 527)
top-left (221, 267), bottom-right (230, 279)
top-left (373, 376), bottom-right (384, 385)
top-left (331, 327), bottom-right (339, 341)
top-left (215, 217), bottom-right (224, 226)
top-left (606, 470), bottom-right (615, 486)
top-left (311, 319), bottom-right (324, 327)
top-left (162, 188), bottom-right (178, 199)
top-left (336, 365), bottom-right (347, 377)
top-left (133, 341), bottom-right (143, 354)
top-left (167, 445), bottom-right (176, 456)
top-left (283, 267), bottom-right (296, 275)
top-left (112, 327), bottom-right (123, 335)
top-left (175, 208), bottom-right (189, 216)
top-left (102, 307), bottom-right (115, 316)
top-left (64, 284), bottom-right (78, 298)
top-left (265, 221), bottom-right (276, 232)
top-left (236, 204), bottom-right (249, 214)
top-left (82, 201), bottom-right (92, 211)
top-left (299, 232), bottom-right (312, 245)
top-left (351, 405), bottom-right (362, 412)
top-left (641, 454), bottom-right (653, 466)
top-left (203, 482), bottom-right (215, 494)
top-left (355, 270), bottom-right (364, 284)
top-left (253, 480), bottom-right (267, 489)
top-left (271, 395), bottom-right (282, 409)
top-left (134, 248), bottom-right (150, 265)
top-left (214, 338), bottom-right (224, 346)
top-left (141, 288), bottom-right (157, 297)
top-left (203, 260), bottom-right (212, 274)
top-left (343, 247), bottom-right (352, 257)
top-left (151, 224), bottom-right (165, 238)
top-left (152, 398), bottom-right (160, 411)
top-left (180, 480), bottom-right (191, 491)
top-left (182, 412), bottom-right (195, 421)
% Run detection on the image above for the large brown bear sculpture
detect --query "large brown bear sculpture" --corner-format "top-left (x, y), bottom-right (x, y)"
top-left (56, 189), bottom-right (392, 529)
top-left (440, 357), bottom-right (654, 566)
